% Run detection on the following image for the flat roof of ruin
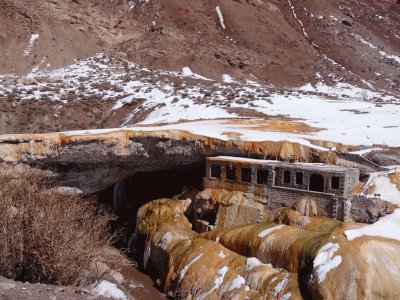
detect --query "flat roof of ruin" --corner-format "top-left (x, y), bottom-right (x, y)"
top-left (207, 156), bottom-right (358, 172)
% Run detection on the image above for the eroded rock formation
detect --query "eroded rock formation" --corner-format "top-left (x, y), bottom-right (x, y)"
top-left (0, 129), bottom-right (331, 193)
top-left (136, 197), bottom-right (302, 299)
top-left (134, 189), bottom-right (400, 299)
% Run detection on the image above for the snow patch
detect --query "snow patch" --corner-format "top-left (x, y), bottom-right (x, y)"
top-left (27, 57), bottom-right (47, 77)
top-left (363, 170), bottom-right (400, 205)
top-left (222, 74), bottom-right (235, 83)
top-left (274, 275), bottom-right (289, 295)
top-left (198, 266), bottom-right (228, 300)
top-left (128, 0), bottom-right (149, 11)
top-left (23, 33), bottom-right (40, 56)
top-left (329, 15), bottom-right (339, 22)
top-left (344, 209), bottom-right (400, 242)
top-left (216, 6), bottom-right (226, 29)
top-left (280, 292), bottom-right (292, 300)
top-left (92, 281), bottom-right (127, 300)
top-left (182, 66), bottom-right (212, 81)
top-left (246, 257), bottom-right (264, 271)
top-left (215, 266), bottom-right (228, 287)
top-left (313, 243), bottom-right (342, 283)
top-left (350, 148), bottom-right (383, 156)
top-left (218, 251), bottom-right (226, 259)
top-left (360, 37), bottom-right (400, 65)
top-left (258, 225), bottom-right (285, 238)
top-left (179, 253), bottom-right (203, 283)
top-left (228, 275), bottom-right (246, 291)
top-left (112, 95), bottom-right (136, 110)
top-left (143, 242), bottom-right (151, 269)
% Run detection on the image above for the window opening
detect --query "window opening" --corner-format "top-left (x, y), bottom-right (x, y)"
top-left (257, 169), bottom-right (269, 185)
top-left (211, 164), bottom-right (221, 178)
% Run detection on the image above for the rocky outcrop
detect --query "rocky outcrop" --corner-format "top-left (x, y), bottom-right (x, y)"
top-left (292, 198), bottom-right (319, 217)
top-left (136, 197), bottom-right (302, 299)
top-left (349, 196), bottom-right (398, 223)
top-left (200, 217), bottom-right (400, 299)
top-left (135, 195), bottom-right (400, 299)
top-left (0, 130), bottom-right (328, 193)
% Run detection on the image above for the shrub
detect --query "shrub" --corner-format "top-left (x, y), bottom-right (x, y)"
top-left (0, 171), bottom-right (125, 287)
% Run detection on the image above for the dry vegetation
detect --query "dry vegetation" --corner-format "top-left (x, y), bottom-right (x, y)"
top-left (0, 171), bottom-right (126, 287)
top-left (390, 172), bottom-right (400, 191)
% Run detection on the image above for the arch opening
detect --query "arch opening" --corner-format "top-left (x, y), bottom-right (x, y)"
top-left (96, 163), bottom-right (205, 248)
top-left (309, 174), bottom-right (324, 192)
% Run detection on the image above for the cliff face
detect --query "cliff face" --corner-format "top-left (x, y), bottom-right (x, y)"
top-left (0, 129), bottom-right (328, 193)
top-left (135, 194), bottom-right (400, 299)
top-left (1, 0), bottom-right (399, 91)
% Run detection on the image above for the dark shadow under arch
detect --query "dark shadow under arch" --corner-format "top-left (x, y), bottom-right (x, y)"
top-left (309, 174), bottom-right (324, 192)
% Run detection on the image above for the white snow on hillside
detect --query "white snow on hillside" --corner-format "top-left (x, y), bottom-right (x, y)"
top-left (222, 74), bottom-right (235, 83)
top-left (216, 6), bottom-right (226, 29)
top-left (361, 168), bottom-right (400, 205)
top-left (1, 54), bottom-right (400, 147)
top-left (23, 33), bottom-right (40, 56)
top-left (181, 66), bottom-right (212, 81)
top-left (62, 119), bottom-right (330, 151)
top-left (128, 0), bottom-right (149, 11)
top-left (345, 209), bottom-right (400, 242)
top-left (359, 37), bottom-right (400, 65)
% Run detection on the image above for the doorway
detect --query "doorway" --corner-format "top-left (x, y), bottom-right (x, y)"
top-left (309, 174), bottom-right (324, 192)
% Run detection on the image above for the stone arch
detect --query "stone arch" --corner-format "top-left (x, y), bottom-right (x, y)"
top-left (309, 174), bottom-right (324, 192)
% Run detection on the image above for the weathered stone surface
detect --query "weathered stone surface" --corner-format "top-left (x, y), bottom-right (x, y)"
top-left (292, 198), bottom-right (319, 217)
top-left (201, 217), bottom-right (400, 299)
top-left (0, 130), bottom-right (327, 193)
top-left (135, 195), bottom-right (400, 299)
top-left (349, 197), bottom-right (398, 223)
top-left (137, 198), bottom-right (302, 299)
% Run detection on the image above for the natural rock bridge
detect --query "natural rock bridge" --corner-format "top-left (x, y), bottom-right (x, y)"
top-left (0, 129), bottom-right (336, 194)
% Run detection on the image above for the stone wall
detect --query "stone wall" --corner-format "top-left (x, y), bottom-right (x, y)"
top-left (204, 178), bottom-right (346, 220)
top-left (204, 157), bottom-right (362, 221)
top-left (206, 158), bottom-right (359, 196)
top-left (215, 204), bottom-right (261, 228)
top-left (274, 167), bottom-right (350, 195)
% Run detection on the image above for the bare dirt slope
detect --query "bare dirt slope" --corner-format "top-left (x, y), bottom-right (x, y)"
top-left (1, 0), bottom-right (399, 91)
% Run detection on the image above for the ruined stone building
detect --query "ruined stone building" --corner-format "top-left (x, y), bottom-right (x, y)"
top-left (201, 156), bottom-right (360, 227)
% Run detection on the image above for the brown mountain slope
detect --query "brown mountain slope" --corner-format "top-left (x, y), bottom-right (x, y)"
top-left (0, 0), bottom-right (399, 90)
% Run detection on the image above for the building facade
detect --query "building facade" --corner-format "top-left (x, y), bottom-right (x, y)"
top-left (203, 156), bottom-right (360, 221)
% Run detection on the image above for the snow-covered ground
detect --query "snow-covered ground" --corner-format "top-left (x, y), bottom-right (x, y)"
top-left (1, 54), bottom-right (400, 147)
top-left (92, 280), bottom-right (127, 300)
top-left (346, 169), bottom-right (400, 242)
top-left (313, 243), bottom-right (342, 283)
top-left (258, 225), bottom-right (286, 238)
top-left (345, 209), bottom-right (400, 242)
top-left (62, 119), bottom-right (331, 151)
top-left (360, 168), bottom-right (400, 205)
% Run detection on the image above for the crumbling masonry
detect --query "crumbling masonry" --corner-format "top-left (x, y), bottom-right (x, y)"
top-left (203, 156), bottom-right (360, 226)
